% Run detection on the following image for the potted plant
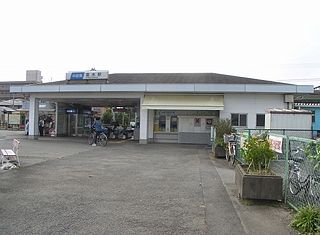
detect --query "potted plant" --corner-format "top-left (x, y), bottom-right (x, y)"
top-left (212, 118), bottom-right (234, 158)
top-left (235, 135), bottom-right (283, 200)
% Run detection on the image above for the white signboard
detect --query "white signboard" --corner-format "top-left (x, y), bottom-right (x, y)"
top-left (9, 114), bottom-right (20, 125)
top-left (268, 135), bottom-right (283, 154)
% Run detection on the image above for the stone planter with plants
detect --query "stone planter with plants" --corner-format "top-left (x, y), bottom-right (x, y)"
top-left (235, 135), bottom-right (283, 200)
top-left (214, 138), bottom-right (227, 158)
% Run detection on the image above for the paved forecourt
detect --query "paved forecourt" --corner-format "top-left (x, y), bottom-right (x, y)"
top-left (0, 133), bottom-right (245, 234)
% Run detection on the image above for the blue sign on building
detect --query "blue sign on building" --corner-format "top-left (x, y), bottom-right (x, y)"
top-left (66, 108), bottom-right (77, 114)
top-left (70, 72), bottom-right (85, 80)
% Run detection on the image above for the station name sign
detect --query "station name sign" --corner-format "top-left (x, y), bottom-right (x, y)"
top-left (66, 70), bottom-right (109, 80)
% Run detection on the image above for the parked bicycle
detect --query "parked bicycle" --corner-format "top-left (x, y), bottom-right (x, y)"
top-left (88, 127), bottom-right (108, 147)
top-left (288, 147), bottom-right (320, 202)
top-left (224, 133), bottom-right (237, 166)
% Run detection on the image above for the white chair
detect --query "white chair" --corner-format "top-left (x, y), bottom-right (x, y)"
top-left (1, 139), bottom-right (20, 166)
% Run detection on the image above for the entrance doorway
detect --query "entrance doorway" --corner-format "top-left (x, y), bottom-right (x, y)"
top-left (67, 114), bottom-right (77, 136)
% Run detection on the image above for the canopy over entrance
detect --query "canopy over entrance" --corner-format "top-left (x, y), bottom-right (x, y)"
top-left (0, 106), bottom-right (15, 113)
top-left (141, 95), bottom-right (224, 110)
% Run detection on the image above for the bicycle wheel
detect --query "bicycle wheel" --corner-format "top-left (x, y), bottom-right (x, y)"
top-left (310, 177), bottom-right (320, 199)
top-left (88, 133), bottom-right (95, 145)
top-left (230, 145), bottom-right (236, 166)
top-left (97, 133), bottom-right (108, 146)
top-left (225, 144), bottom-right (229, 161)
top-left (229, 154), bottom-right (234, 167)
top-left (289, 173), bottom-right (301, 195)
top-left (225, 149), bottom-right (229, 161)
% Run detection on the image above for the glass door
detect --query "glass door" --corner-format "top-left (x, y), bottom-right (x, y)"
top-left (170, 116), bottom-right (178, 132)
top-left (67, 114), bottom-right (77, 136)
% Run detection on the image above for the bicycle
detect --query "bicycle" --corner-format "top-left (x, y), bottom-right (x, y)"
top-left (224, 133), bottom-right (237, 166)
top-left (88, 128), bottom-right (108, 147)
top-left (288, 147), bottom-right (320, 202)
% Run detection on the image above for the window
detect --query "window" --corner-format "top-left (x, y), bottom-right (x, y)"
top-left (159, 115), bottom-right (166, 131)
top-left (170, 116), bottom-right (178, 132)
top-left (231, 113), bottom-right (247, 127)
top-left (312, 110), bottom-right (315, 123)
top-left (256, 114), bottom-right (265, 127)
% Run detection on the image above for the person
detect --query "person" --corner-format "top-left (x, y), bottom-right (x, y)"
top-left (91, 117), bottom-right (104, 146)
top-left (25, 119), bottom-right (29, 135)
top-left (39, 118), bottom-right (44, 136)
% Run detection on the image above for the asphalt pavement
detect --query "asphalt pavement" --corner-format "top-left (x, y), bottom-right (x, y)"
top-left (0, 130), bottom-right (296, 234)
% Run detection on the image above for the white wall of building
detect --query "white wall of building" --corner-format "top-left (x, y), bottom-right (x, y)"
top-left (178, 116), bottom-right (213, 133)
top-left (26, 92), bottom-right (290, 141)
top-left (265, 111), bottom-right (313, 138)
top-left (220, 93), bottom-right (286, 129)
top-left (265, 113), bottom-right (312, 130)
top-left (26, 70), bottom-right (42, 83)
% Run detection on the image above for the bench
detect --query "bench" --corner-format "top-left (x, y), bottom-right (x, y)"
top-left (1, 139), bottom-right (20, 166)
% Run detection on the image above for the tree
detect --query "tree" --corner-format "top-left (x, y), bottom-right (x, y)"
top-left (123, 113), bottom-right (129, 127)
top-left (213, 118), bottom-right (234, 143)
top-left (101, 109), bottom-right (113, 124)
top-left (114, 112), bottom-right (123, 125)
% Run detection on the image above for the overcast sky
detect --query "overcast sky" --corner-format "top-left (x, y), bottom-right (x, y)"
top-left (0, 0), bottom-right (319, 86)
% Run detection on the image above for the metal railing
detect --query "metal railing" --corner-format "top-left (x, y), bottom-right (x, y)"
top-left (286, 137), bottom-right (320, 209)
top-left (233, 129), bottom-right (320, 210)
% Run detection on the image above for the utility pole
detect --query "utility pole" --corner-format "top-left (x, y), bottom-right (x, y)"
top-left (12, 93), bottom-right (15, 108)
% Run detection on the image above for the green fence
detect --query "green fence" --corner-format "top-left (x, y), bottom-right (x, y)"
top-left (286, 137), bottom-right (320, 209)
top-left (234, 129), bottom-right (320, 210)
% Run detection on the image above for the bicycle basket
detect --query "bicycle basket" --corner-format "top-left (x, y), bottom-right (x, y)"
top-left (223, 134), bottom-right (236, 143)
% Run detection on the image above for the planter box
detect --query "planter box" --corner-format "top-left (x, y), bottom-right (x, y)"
top-left (214, 146), bottom-right (226, 158)
top-left (235, 164), bottom-right (283, 201)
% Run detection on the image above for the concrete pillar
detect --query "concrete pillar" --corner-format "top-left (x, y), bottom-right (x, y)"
top-left (28, 96), bottom-right (39, 139)
top-left (55, 102), bottom-right (58, 136)
top-left (148, 109), bottom-right (154, 141)
top-left (139, 100), bottom-right (148, 144)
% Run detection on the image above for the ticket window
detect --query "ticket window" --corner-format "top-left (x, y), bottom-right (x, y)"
top-left (170, 116), bottom-right (178, 132)
top-left (154, 114), bottom-right (178, 133)
top-left (159, 115), bottom-right (166, 132)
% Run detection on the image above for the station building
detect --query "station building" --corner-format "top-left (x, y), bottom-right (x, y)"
top-left (10, 72), bottom-right (313, 144)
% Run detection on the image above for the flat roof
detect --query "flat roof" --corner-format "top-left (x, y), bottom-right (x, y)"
top-left (266, 108), bottom-right (312, 114)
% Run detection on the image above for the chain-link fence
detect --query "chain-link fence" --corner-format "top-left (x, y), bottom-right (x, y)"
top-left (286, 137), bottom-right (320, 209)
top-left (233, 129), bottom-right (320, 210)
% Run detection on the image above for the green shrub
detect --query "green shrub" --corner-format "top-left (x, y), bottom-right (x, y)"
top-left (291, 205), bottom-right (320, 234)
top-left (213, 118), bottom-right (234, 139)
top-left (215, 137), bottom-right (225, 148)
top-left (241, 136), bottom-right (275, 174)
top-left (213, 118), bottom-right (235, 148)
top-left (101, 109), bottom-right (113, 124)
top-left (305, 141), bottom-right (320, 171)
